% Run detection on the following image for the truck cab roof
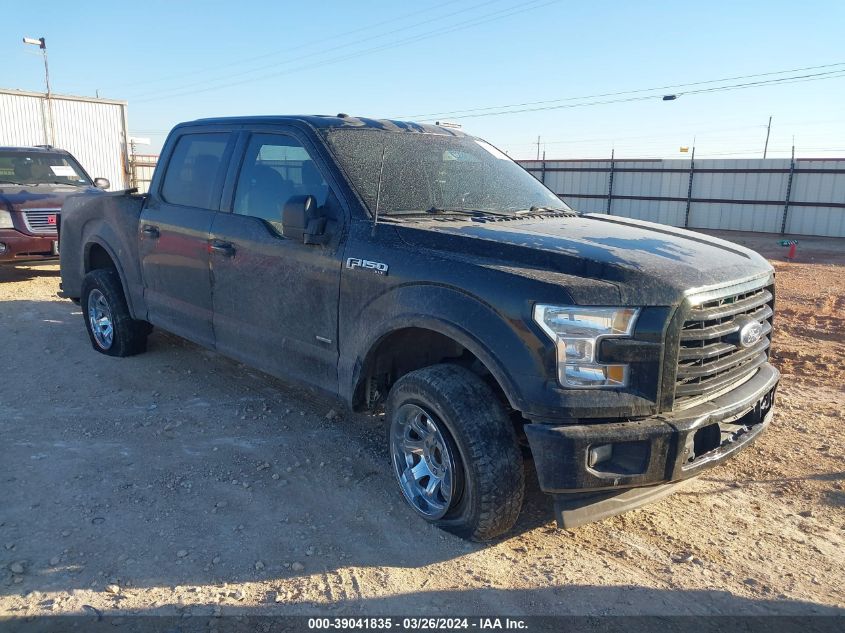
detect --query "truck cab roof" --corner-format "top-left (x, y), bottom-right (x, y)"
top-left (176, 115), bottom-right (469, 137)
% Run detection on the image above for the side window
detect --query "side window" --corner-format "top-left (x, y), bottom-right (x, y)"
top-left (233, 134), bottom-right (330, 234)
top-left (161, 133), bottom-right (230, 209)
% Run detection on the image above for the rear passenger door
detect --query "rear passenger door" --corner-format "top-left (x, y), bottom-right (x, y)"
top-left (139, 130), bottom-right (235, 347)
top-left (209, 130), bottom-right (344, 389)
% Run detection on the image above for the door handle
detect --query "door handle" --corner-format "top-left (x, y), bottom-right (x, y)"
top-left (141, 225), bottom-right (160, 239)
top-left (209, 240), bottom-right (236, 257)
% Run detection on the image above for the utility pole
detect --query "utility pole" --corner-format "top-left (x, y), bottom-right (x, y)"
top-left (129, 139), bottom-right (137, 190)
top-left (23, 36), bottom-right (54, 146)
top-left (536, 135), bottom-right (541, 160)
top-left (763, 115), bottom-right (772, 159)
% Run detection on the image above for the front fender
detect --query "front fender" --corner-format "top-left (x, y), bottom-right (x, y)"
top-left (340, 283), bottom-right (546, 413)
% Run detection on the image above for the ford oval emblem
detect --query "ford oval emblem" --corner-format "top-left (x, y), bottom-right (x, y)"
top-left (739, 321), bottom-right (764, 348)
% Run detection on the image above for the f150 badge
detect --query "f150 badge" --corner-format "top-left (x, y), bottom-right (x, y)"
top-left (346, 257), bottom-right (389, 275)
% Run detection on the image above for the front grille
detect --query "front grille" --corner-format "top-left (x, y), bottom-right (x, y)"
top-left (674, 281), bottom-right (774, 409)
top-left (22, 208), bottom-right (60, 236)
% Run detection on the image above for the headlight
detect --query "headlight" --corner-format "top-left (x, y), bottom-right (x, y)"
top-left (0, 210), bottom-right (13, 229)
top-left (533, 305), bottom-right (640, 388)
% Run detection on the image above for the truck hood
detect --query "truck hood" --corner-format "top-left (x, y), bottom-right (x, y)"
top-left (394, 213), bottom-right (773, 305)
top-left (0, 184), bottom-right (100, 211)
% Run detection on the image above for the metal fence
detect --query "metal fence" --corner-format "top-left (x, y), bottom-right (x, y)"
top-left (129, 154), bottom-right (158, 193)
top-left (518, 157), bottom-right (845, 238)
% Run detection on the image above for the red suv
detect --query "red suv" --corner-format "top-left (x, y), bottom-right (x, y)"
top-left (0, 146), bottom-right (109, 263)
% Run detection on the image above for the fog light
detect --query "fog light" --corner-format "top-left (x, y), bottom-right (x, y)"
top-left (588, 443), bottom-right (613, 468)
top-left (0, 243), bottom-right (7, 254)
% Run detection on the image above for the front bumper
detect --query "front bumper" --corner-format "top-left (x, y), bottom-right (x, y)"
top-left (0, 229), bottom-right (58, 262)
top-left (524, 363), bottom-right (779, 526)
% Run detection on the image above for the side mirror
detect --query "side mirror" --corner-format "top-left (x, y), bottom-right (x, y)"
top-left (282, 195), bottom-right (328, 244)
top-left (93, 177), bottom-right (110, 190)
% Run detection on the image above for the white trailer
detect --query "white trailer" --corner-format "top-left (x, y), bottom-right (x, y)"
top-left (0, 88), bottom-right (130, 190)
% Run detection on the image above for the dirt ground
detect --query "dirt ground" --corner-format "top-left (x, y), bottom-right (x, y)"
top-left (0, 230), bottom-right (842, 620)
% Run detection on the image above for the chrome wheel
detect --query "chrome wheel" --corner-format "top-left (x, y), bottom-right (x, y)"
top-left (87, 288), bottom-right (114, 350)
top-left (390, 404), bottom-right (459, 519)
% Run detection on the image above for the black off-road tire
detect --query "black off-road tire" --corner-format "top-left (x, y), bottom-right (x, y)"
top-left (81, 269), bottom-right (150, 357)
top-left (386, 364), bottom-right (525, 541)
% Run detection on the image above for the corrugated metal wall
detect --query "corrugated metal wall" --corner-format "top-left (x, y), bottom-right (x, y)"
top-left (0, 89), bottom-right (129, 189)
top-left (520, 157), bottom-right (845, 238)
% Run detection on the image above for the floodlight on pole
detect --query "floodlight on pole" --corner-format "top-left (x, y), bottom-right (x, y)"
top-left (22, 36), bottom-right (50, 96)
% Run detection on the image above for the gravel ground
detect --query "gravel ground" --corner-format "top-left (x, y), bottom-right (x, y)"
top-left (0, 230), bottom-right (843, 619)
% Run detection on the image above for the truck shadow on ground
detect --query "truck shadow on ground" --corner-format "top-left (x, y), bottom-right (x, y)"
top-left (0, 262), bottom-right (60, 283)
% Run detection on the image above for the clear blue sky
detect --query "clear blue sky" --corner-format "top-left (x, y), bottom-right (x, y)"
top-left (3, 0), bottom-right (844, 159)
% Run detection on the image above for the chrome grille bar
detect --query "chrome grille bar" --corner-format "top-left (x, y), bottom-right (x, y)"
top-left (674, 281), bottom-right (775, 409)
top-left (22, 208), bottom-right (60, 236)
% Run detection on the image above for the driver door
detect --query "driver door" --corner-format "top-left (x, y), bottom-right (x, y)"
top-left (209, 130), bottom-right (343, 389)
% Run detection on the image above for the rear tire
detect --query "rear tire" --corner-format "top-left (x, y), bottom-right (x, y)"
top-left (81, 269), bottom-right (149, 357)
top-left (386, 364), bottom-right (525, 541)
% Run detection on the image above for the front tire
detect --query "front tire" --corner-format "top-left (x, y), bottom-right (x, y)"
top-left (386, 364), bottom-right (525, 541)
top-left (81, 269), bottom-right (149, 357)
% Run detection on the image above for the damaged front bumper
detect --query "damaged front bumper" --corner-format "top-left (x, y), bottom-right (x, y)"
top-left (524, 363), bottom-right (779, 528)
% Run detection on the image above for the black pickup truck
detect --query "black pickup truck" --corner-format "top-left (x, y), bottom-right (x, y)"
top-left (59, 115), bottom-right (779, 540)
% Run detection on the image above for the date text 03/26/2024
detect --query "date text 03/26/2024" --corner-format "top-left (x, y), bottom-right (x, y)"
top-left (307, 617), bottom-right (528, 630)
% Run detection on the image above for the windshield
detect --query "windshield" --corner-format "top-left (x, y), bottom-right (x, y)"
top-left (0, 150), bottom-right (91, 186)
top-left (324, 129), bottom-right (571, 217)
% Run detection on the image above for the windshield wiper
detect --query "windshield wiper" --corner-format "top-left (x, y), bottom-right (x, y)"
top-left (0, 180), bottom-right (28, 186)
top-left (430, 207), bottom-right (517, 217)
top-left (509, 205), bottom-right (575, 215)
top-left (530, 205), bottom-right (567, 213)
top-left (387, 207), bottom-right (513, 218)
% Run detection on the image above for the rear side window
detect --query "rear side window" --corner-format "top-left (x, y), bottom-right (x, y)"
top-left (161, 133), bottom-right (230, 209)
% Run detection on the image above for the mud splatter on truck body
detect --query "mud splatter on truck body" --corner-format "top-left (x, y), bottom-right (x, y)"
top-left (59, 114), bottom-right (780, 539)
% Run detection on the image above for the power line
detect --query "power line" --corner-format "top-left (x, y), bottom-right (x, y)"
top-left (398, 61), bottom-right (845, 120)
top-left (496, 123), bottom-right (777, 148)
top-left (130, 0), bottom-right (557, 104)
top-left (106, 0), bottom-right (463, 92)
top-left (414, 69), bottom-right (845, 121)
top-left (132, 0), bottom-right (555, 103)
top-left (121, 0), bottom-right (503, 98)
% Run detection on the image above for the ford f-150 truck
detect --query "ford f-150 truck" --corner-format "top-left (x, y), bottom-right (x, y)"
top-left (59, 115), bottom-right (779, 540)
top-left (0, 145), bottom-right (109, 262)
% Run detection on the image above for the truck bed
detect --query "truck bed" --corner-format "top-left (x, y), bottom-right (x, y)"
top-left (59, 191), bottom-right (148, 320)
